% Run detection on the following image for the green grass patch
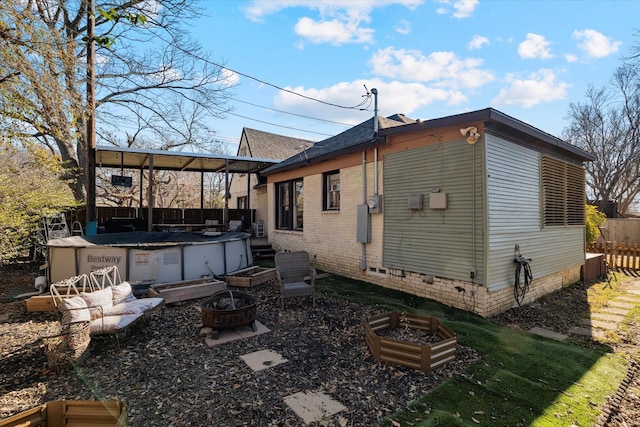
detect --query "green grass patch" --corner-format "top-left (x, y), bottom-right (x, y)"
top-left (315, 275), bottom-right (628, 427)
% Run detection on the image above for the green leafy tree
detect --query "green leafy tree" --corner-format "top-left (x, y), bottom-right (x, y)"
top-left (0, 143), bottom-right (78, 264)
top-left (585, 204), bottom-right (607, 247)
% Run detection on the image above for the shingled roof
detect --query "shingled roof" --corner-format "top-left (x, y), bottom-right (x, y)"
top-left (240, 128), bottom-right (314, 161)
top-left (262, 114), bottom-right (415, 174)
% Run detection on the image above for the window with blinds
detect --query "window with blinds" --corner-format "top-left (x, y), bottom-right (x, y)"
top-left (541, 155), bottom-right (585, 226)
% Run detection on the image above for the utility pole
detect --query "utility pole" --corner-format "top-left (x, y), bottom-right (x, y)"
top-left (86, 0), bottom-right (97, 234)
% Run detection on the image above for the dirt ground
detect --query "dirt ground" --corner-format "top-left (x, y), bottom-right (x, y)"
top-left (1, 261), bottom-right (638, 426)
top-left (0, 261), bottom-right (481, 426)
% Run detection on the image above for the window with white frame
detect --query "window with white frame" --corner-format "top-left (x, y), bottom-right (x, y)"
top-left (323, 171), bottom-right (340, 211)
top-left (276, 178), bottom-right (304, 230)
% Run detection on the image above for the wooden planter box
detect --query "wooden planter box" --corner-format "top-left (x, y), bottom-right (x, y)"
top-left (0, 399), bottom-right (127, 427)
top-left (364, 312), bottom-right (457, 372)
top-left (225, 266), bottom-right (277, 288)
top-left (26, 295), bottom-right (62, 312)
top-left (147, 278), bottom-right (226, 304)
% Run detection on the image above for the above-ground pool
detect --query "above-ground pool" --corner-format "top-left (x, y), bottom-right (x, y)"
top-left (46, 231), bottom-right (252, 284)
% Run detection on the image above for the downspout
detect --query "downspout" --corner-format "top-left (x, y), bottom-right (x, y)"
top-left (471, 142), bottom-right (476, 282)
top-left (374, 148), bottom-right (378, 195)
top-left (360, 151), bottom-right (367, 271)
top-left (372, 88), bottom-right (379, 196)
top-left (361, 88), bottom-right (378, 271)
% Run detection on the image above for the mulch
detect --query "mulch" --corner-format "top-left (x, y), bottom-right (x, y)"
top-left (0, 263), bottom-right (481, 426)
top-left (2, 262), bottom-right (639, 426)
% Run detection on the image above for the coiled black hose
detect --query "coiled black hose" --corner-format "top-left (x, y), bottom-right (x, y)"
top-left (514, 255), bottom-right (533, 306)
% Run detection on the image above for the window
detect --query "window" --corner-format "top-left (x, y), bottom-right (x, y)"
top-left (323, 171), bottom-right (340, 211)
top-left (276, 178), bottom-right (304, 230)
top-left (541, 155), bottom-right (585, 226)
top-left (237, 196), bottom-right (248, 209)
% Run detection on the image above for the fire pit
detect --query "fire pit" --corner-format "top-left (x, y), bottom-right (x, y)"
top-left (202, 290), bottom-right (257, 339)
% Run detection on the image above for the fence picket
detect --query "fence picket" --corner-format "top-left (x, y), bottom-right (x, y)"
top-left (588, 241), bottom-right (640, 271)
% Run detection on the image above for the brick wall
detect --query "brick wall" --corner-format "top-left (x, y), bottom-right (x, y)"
top-left (268, 161), bottom-right (583, 317)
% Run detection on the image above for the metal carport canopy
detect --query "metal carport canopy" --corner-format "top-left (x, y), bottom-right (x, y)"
top-left (94, 145), bottom-right (281, 231)
top-left (96, 145), bottom-right (280, 173)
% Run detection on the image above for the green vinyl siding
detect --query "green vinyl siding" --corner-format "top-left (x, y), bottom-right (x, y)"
top-left (486, 136), bottom-right (585, 292)
top-left (383, 139), bottom-right (484, 283)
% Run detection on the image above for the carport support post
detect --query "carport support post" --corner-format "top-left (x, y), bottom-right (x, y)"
top-left (200, 171), bottom-right (205, 223)
top-left (224, 159), bottom-right (229, 228)
top-left (147, 154), bottom-right (154, 232)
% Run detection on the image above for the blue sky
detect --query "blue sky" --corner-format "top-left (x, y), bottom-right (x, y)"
top-left (191, 0), bottom-right (639, 154)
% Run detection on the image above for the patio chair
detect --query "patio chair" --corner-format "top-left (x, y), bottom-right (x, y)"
top-left (274, 251), bottom-right (316, 309)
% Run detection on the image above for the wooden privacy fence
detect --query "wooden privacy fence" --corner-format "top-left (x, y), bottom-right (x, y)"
top-left (596, 219), bottom-right (640, 245)
top-left (588, 242), bottom-right (640, 270)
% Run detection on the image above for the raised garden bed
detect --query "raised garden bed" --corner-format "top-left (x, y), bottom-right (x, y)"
top-left (147, 278), bottom-right (226, 304)
top-left (225, 266), bottom-right (277, 288)
top-left (364, 311), bottom-right (457, 372)
top-left (0, 399), bottom-right (127, 426)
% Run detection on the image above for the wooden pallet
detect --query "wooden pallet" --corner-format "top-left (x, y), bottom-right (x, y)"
top-left (147, 278), bottom-right (226, 304)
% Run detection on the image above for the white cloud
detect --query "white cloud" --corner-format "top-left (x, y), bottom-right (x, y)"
top-left (294, 16), bottom-right (374, 45)
top-left (492, 69), bottom-right (569, 108)
top-left (243, 1), bottom-right (423, 45)
top-left (573, 29), bottom-right (621, 58)
top-left (565, 53), bottom-right (578, 63)
top-left (452, 0), bottom-right (478, 18)
top-left (220, 68), bottom-right (239, 87)
top-left (518, 33), bottom-right (553, 59)
top-left (468, 35), bottom-right (489, 50)
top-left (434, 0), bottom-right (478, 18)
top-left (272, 79), bottom-right (464, 125)
top-left (369, 47), bottom-right (495, 89)
top-left (394, 20), bottom-right (411, 35)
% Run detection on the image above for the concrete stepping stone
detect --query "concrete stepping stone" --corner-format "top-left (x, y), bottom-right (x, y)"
top-left (580, 318), bottom-right (618, 330)
top-left (601, 307), bottom-right (630, 316)
top-left (615, 296), bottom-right (640, 303)
top-left (591, 313), bottom-right (626, 322)
top-left (204, 320), bottom-right (270, 347)
top-left (568, 326), bottom-right (607, 339)
top-left (529, 327), bottom-right (568, 341)
top-left (240, 349), bottom-right (288, 372)
top-left (283, 390), bottom-right (346, 424)
top-left (627, 289), bottom-right (640, 296)
top-left (609, 301), bottom-right (636, 310)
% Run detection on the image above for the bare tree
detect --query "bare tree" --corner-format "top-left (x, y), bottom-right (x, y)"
top-left (0, 0), bottom-right (233, 202)
top-left (563, 62), bottom-right (640, 216)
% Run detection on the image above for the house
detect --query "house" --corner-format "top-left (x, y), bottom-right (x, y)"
top-left (228, 128), bottom-right (313, 236)
top-left (261, 108), bottom-right (595, 316)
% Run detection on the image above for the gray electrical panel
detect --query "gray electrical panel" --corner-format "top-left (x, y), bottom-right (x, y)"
top-left (356, 204), bottom-right (371, 243)
top-left (407, 194), bottom-right (423, 210)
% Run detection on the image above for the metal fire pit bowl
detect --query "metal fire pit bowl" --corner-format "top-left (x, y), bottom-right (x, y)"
top-left (202, 290), bottom-right (257, 339)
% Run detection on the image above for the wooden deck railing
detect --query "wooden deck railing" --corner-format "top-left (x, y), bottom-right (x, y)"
top-left (588, 242), bottom-right (640, 270)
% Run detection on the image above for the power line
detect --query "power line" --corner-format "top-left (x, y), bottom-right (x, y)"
top-left (230, 97), bottom-right (354, 127)
top-left (225, 111), bottom-right (335, 137)
top-left (218, 63), bottom-right (371, 110)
